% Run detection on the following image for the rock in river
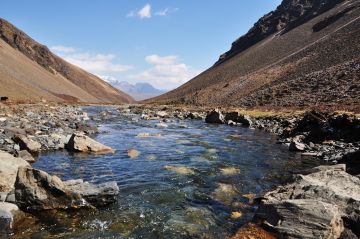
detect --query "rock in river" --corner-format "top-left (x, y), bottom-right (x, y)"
top-left (64, 179), bottom-right (119, 207)
top-left (224, 112), bottom-right (252, 126)
top-left (65, 132), bottom-right (115, 154)
top-left (14, 167), bottom-right (86, 211)
top-left (205, 109), bottom-right (225, 124)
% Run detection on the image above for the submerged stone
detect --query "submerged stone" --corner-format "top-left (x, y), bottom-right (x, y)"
top-left (220, 167), bottom-right (240, 175)
top-left (230, 211), bottom-right (242, 219)
top-left (211, 183), bottom-right (238, 205)
top-left (164, 165), bottom-right (195, 175)
top-left (128, 149), bottom-right (140, 158)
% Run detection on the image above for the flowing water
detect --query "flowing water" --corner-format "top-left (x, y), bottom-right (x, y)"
top-left (17, 106), bottom-right (320, 238)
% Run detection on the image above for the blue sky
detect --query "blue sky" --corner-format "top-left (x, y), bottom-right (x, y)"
top-left (1, 1), bottom-right (282, 90)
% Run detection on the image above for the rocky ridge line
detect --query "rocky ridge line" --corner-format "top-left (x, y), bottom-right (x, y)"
top-left (216, 0), bottom-right (343, 65)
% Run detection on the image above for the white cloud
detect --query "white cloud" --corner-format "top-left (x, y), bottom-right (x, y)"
top-left (155, 8), bottom-right (169, 16)
top-left (128, 54), bottom-right (201, 90)
top-left (155, 8), bottom-right (178, 16)
top-left (138, 4), bottom-right (151, 19)
top-left (145, 54), bottom-right (178, 65)
top-left (51, 45), bottom-right (76, 53)
top-left (128, 5), bottom-right (178, 19)
top-left (51, 46), bottom-right (133, 74)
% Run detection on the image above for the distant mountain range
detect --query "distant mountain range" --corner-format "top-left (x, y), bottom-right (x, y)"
top-left (0, 18), bottom-right (134, 104)
top-left (147, 0), bottom-right (360, 112)
top-left (109, 81), bottom-right (166, 101)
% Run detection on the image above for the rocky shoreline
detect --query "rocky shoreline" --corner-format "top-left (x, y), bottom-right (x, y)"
top-left (1, 102), bottom-right (359, 238)
top-left (0, 103), bottom-right (119, 236)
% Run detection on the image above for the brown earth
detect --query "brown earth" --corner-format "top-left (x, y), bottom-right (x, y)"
top-left (0, 18), bottom-right (134, 104)
top-left (146, 0), bottom-right (360, 112)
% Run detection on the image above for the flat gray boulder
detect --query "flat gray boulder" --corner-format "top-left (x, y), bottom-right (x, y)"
top-left (64, 179), bottom-right (119, 207)
top-left (255, 164), bottom-right (360, 238)
top-left (256, 199), bottom-right (343, 239)
top-left (65, 132), bottom-right (115, 154)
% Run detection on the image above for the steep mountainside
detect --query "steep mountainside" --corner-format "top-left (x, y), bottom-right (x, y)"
top-left (0, 18), bottom-right (134, 104)
top-left (146, 0), bottom-right (360, 112)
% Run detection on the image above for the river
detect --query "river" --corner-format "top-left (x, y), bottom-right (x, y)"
top-left (19, 106), bottom-right (320, 238)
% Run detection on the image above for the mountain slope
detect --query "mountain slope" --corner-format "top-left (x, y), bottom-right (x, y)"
top-left (0, 18), bottom-right (134, 104)
top-left (146, 0), bottom-right (360, 111)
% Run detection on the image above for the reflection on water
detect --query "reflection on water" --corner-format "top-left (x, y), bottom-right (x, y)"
top-left (20, 106), bottom-right (321, 238)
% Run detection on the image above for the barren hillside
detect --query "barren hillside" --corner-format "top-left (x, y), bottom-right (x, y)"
top-left (146, 0), bottom-right (360, 112)
top-left (0, 18), bottom-right (134, 104)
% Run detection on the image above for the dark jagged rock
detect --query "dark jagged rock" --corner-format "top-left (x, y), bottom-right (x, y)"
top-left (290, 111), bottom-right (360, 143)
top-left (224, 112), bottom-right (252, 126)
top-left (205, 109), bottom-right (226, 124)
top-left (216, 0), bottom-right (343, 65)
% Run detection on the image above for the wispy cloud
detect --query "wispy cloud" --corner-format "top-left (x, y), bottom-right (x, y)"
top-left (155, 7), bottom-right (178, 16)
top-left (129, 54), bottom-right (201, 90)
top-left (51, 45), bottom-right (76, 53)
top-left (145, 54), bottom-right (178, 65)
top-left (51, 45), bottom-right (133, 74)
top-left (127, 4), bottom-right (178, 19)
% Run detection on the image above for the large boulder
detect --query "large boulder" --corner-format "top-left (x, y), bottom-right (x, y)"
top-left (224, 112), bottom-right (252, 127)
top-left (13, 135), bottom-right (41, 153)
top-left (0, 151), bottom-right (30, 198)
top-left (205, 109), bottom-right (225, 124)
top-left (14, 167), bottom-right (86, 211)
top-left (64, 180), bottom-right (119, 207)
top-left (257, 199), bottom-right (343, 239)
top-left (255, 165), bottom-right (360, 238)
top-left (65, 132), bottom-right (115, 154)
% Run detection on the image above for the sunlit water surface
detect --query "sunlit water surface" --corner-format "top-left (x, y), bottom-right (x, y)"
top-left (17, 106), bottom-right (320, 238)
